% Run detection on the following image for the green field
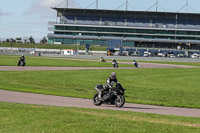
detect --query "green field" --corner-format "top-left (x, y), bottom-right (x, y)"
top-left (0, 55), bottom-right (132, 67)
top-left (0, 68), bottom-right (200, 108)
top-left (1, 54), bottom-right (200, 67)
top-left (139, 60), bottom-right (200, 67)
top-left (0, 42), bottom-right (107, 51)
top-left (1, 54), bottom-right (200, 132)
top-left (0, 102), bottom-right (200, 133)
top-left (0, 55), bottom-right (200, 108)
top-left (118, 60), bottom-right (200, 67)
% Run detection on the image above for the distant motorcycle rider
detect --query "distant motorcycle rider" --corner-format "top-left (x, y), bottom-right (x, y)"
top-left (18, 54), bottom-right (25, 67)
top-left (98, 72), bottom-right (119, 99)
top-left (112, 59), bottom-right (118, 68)
top-left (133, 60), bottom-right (138, 68)
top-left (100, 57), bottom-right (106, 62)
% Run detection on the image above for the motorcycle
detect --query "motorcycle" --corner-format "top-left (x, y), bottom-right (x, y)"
top-left (18, 59), bottom-right (25, 67)
top-left (133, 62), bottom-right (138, 68)
top-left (93, 83), bottom-right (125, 107)
top-left (112, 61), bottom-right (118, 68)
top-left (100, 58), bottom-right (106, 62)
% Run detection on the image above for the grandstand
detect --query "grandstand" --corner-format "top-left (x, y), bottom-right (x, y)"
top-left (48, 7), bottom-right (200, 51)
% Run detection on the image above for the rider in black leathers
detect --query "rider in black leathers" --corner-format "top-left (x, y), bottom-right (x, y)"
top-left (133, 60), bottom-right (138, 68)
top-left (112, 59), bottom-right (118, 68)
top-left (100, 57), bottom-right (106, 62)
top-left (98, 72), bottom-right (119, 99)
top-left (18, 55), bottom-right (25, 67)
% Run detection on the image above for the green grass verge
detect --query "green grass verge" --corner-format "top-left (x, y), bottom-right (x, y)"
top-left (1, 54), bottom-right (199, 67)
top-left (0, 102), bottom-right (200, 133)
top-left (139, 60), bottom-right (200, 67)
top-left (0, 55), bottom-right (132, 67)
top-left (117, 60), bottom-right (200, 67)
top-left (0, 42), bottom-right (107, 51)
top-left (0, 68), bottom-right (200, 108)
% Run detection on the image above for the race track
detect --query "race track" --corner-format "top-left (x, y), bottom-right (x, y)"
top-left (0, 61), bottom-right (197, 71)
top-left (0, 90), bottom-right (200, 118)
top-left (0, 60), bottom-right (199, 117)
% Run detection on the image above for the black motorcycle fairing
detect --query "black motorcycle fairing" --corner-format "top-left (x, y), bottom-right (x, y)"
top-left (115, 84), bottom-right (125, 95)
top-left (18, 60), bottom-right (25, 66)
top-left (93, 83), bottom-right (125, 107)
top-left (95, 85), bottom-right (104, 91)
top-left (102, 91), bottom-right (116, 102)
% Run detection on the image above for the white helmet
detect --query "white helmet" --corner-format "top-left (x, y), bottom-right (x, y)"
top-left (110, 72), bottom-right (116, 79)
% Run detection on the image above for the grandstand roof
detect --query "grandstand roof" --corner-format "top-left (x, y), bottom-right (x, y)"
top-left (52, 7), bottom-right (200, 17)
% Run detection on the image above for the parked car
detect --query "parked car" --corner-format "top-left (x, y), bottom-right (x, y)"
top-left (131, 51), bottom-right (140, 56)
top-left (143, 51), bottom-right (151, 57)
top-left (177, 54), bottom-right (184, 58)
top-left (157, 52), bottom-right (163, 57)
top-left (191, 53), bottom-right (199, 59)
top-left (169, 54), bottom-right (175, 58)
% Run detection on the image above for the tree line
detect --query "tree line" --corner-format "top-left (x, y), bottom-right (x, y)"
top-left (5, 36), bottom-right (48, 44)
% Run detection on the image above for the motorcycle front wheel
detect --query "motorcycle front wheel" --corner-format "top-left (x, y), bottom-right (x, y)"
top-left (114, 95), bottom-right (125, 107)
top-left (93, 93), bottom-right (103, 106)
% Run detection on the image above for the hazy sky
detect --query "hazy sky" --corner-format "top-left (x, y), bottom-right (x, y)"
top-left (0, 0), bottom-right (200, 42)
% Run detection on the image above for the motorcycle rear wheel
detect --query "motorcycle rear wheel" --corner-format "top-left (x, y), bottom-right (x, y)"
top-left (114, 95), bottom-right (125, 107)
top-left (93, 93), bottom-right (103, 106)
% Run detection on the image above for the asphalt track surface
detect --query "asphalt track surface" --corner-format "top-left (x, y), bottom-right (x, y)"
top-left (0, 90), bottom-right (200, 118)
top-left (0, 61), bottom-right (199, 117)
top-left (0, 61), bottom-right (197, 71)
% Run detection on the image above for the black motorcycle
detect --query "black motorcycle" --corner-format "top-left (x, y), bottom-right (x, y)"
top-left (112, 61), bottom-right (118, 68)
top-left (17, 59), bottom-right (25, 67)
top-left (100, 57), bottom-right (106, 62)
top-left (93, 84), bottom-right (125, 107)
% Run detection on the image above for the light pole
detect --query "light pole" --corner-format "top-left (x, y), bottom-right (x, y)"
top-left (96, 0), bottom-right (98, 9)
top-left (186, 0), bottom-right (188, 13)
top-left (156, 0), bottom-right (158, 12)
top-left (126, 0), bottom-right (128, 11)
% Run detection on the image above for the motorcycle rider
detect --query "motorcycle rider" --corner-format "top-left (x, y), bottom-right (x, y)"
top-left (100, 57), bottom-right (106, 62)
top-left (133, 60), bottom-right (138, 68)
top-left (98, 72), bottom-right (119, 100)
top-left (18, 54), bottom-right (25, 67)
top-left (112, 59), bottom-right (118, 68)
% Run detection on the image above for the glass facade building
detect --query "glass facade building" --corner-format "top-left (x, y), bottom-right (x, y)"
top-left (48, 8), bottom-right (200, 50)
